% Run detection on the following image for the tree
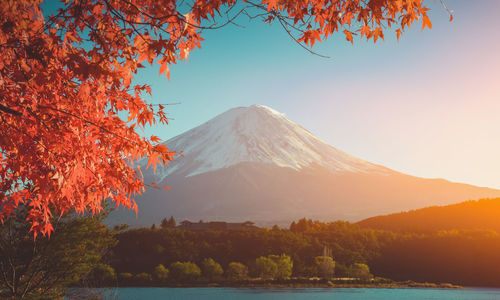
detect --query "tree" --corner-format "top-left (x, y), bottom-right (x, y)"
top-left (201, 258), bottom-right (224, 281)
top-left (160, 216), bottom-right (176, 229)
top-left (0, 208), bottom-right (116, 299)
top-left (315, 256), bottom-right (335, 279)
top-left (348, 263), bottom-right (372, 281)
top-left (153, 264), bottom-right (169, 283)
top-left (226, 262), bottom-right (249, 281)
top-left (255, 256), bottom-right (278, 280)
top-left (0, 0), bottom-right (441, 235)
top-left (88, 264), bottom-right (117, 287)
top-left (269, 254), bottom-right (293, 280)
top-left (169, 261), bottom-right (201, 282)
top-left (168, 216), bottom-right (176, 228)
top-left (160, 218), bottom-right (169, 229)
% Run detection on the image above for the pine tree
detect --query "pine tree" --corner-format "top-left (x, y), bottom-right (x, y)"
top-left (168, 216), bottom-right (176, 228)
top-left (160, 218), bottom-right (169, 229)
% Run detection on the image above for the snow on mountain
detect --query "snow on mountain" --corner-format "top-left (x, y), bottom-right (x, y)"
top-left (149, 104), bottom-right (390, 181)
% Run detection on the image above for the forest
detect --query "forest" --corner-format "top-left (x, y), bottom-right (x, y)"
top-left (4, 200), bottom-right (500, 298)
top-left (109, 217), bottom-right (500, 287)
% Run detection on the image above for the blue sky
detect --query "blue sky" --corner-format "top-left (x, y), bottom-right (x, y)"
top-left (43, 1), bottom-right (500, 189)
top-left (134, 1), bottom-right (500, 189)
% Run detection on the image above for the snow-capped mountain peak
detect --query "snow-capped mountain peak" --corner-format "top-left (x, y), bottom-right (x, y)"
top-left (110, 105), bottom-right (500, 227)
top-left (149, 104), bottom-right (388, 180)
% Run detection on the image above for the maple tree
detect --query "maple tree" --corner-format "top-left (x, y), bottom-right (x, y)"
top-left (0, 0), bottom-right (446, 236)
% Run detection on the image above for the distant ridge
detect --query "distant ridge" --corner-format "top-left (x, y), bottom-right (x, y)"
top-left (110, 105), bottom-right (500, 227)
top-left (358, 198), bottom-right (500, 232)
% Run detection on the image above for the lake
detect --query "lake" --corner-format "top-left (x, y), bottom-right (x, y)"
top-left (91, 287), bottom-right (500, 300)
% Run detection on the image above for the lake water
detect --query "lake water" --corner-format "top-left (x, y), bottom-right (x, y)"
top-left (94, 287), bottom-right (500, 300)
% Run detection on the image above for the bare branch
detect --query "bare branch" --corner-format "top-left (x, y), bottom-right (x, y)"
top-left (0, 104), bottom-right (22, 116)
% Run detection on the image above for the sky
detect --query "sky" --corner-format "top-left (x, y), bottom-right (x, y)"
top-left (46, 1), bottom-right (500, 189)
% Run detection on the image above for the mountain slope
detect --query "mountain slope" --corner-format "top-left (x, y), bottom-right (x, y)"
top-left (358, 198), bottom-right (500, 232)
top-left (110, 105), bottom-right (500, 226)
top-left (147, 104), bottom-right (390, 180)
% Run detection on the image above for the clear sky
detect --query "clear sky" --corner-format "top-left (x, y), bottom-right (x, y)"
top-left (45, 1), bottom-right (500, 189)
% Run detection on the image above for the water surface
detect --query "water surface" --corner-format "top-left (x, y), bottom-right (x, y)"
top-left (98, 287), bottom-right (500, 300)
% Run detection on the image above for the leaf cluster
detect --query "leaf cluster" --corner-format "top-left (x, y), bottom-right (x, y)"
top-left (0, 0), bottom-right (442, 236)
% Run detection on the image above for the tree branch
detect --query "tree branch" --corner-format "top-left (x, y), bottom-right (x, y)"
top-left (0, 104), bottom-right (22, 116)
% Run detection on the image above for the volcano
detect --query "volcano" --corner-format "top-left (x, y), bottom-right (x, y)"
top-left (110, 105), bottom-right (500, 227)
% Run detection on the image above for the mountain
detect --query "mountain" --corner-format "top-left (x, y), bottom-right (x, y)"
top-left (110, 105), bottom-right (500, 227)
top-left (358, 198), bottom-right (500, 232)
top-left (149, 105), bottom-right (390, 179)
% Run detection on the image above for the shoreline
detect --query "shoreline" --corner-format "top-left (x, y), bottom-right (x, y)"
top-left (109, 281), bottom-right (463, 289)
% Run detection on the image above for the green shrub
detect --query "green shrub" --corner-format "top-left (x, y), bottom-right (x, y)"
top-left (226, 262), bottom-right (248, 281)
top-left (153, 264), bottom-right (170, 282)
top-left (348, 263), bottom-right (372, 281)
top-left (269, 254), bottom-right (293, 280)
top-left (201, 258), bottom-right (223, 280)
top-left (315, 256), bottom-right (335, 279)
top-left (89, 264), bottom-right (116, 286)
top-left (255, 256), bottom-right (278, 280)
top-left (169, 261), bottom-right (201, 282)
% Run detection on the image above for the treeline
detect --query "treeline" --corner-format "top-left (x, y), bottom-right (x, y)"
top-left (105, 254), bottom-right (373, 286)
top-left (109, 217), bottom-right (500, 287)
top-left (113, 255), bottom-right (296, 286)
top-left (110, 219), bottom-right (384, 280)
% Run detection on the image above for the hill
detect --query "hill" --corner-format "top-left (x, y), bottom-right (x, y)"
top-left (358, 198), bottom-right (500, 232)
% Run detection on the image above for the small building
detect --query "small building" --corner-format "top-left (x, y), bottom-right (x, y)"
top-left (177, 220), bottom-right (258, 231)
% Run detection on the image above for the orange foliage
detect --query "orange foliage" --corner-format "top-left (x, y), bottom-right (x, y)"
top-left (0, 0), bottom-right (438, 236)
